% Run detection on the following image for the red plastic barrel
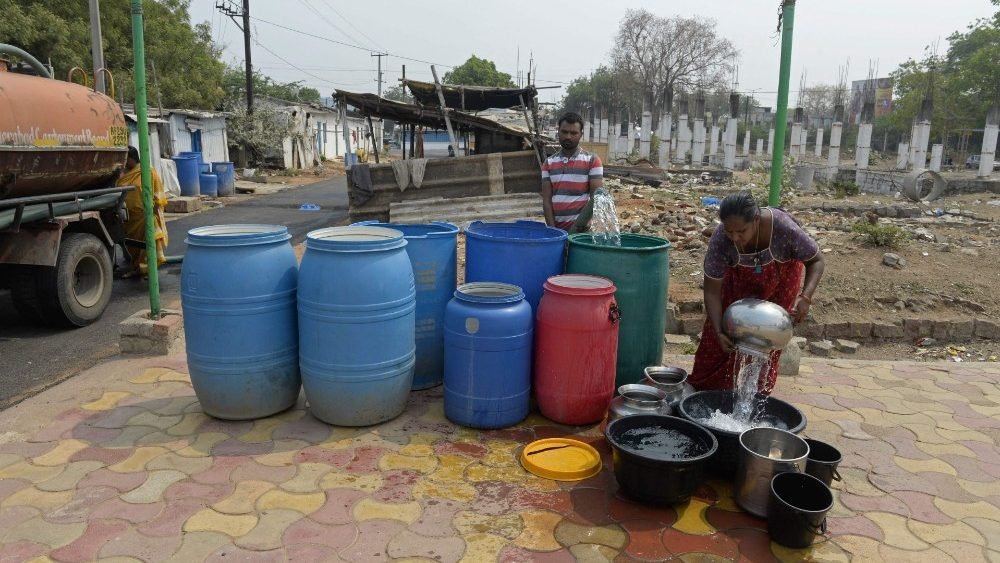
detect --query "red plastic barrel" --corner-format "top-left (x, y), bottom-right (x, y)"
top-left (534, 274), bottom-right (620, 425)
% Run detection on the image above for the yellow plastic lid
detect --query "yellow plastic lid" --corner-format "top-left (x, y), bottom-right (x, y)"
top-left (520, 438), bottom-right (602, 481)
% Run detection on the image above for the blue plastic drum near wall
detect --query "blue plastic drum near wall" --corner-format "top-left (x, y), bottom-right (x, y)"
top-left (212, 162), bottom-right (236, 196)
top-left (199, 173), bottom-right (218, 197)
top-left (464, 220), bottom-right (567, 312)
top-left (181, 225), bottom-right (300, 420)
top-left (172, 155), bottom-right (200, 196)
top-left (443, 282), bottom-right (533, 429)
top-left (352, 221), bottom-right (459, 390)
top-left (298, 226), bottom-right (416, 426)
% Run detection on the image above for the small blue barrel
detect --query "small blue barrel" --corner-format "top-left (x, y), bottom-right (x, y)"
top-left (352, 221), bottom-right (458, 390)
top-left (464, 220), bottom-right (567, 312)
top-left (212, 162), bottom-right (236, 196)
top-left (181, 225), bottom-right (300, 420)
top-left (444, 282), bottom-right (533, 428)
top-left (172, 155), bottom-right (200, 196)
top-left (199, 163), bottom-right (212, 174)
top-left (199, 173), bottom-right (218, 197)
top-left (298, 226), bottom-right (416, 426)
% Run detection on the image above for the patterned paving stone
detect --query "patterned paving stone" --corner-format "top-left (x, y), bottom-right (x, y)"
top-left (452, 510), bottom-right (522, 539)
top-left (0, 505), bottom-right (40, 533)
top-left (827, 514), bottom-right (885, 540)
top-left (48, 518), bottom-right (129, 562)
top-left (498, 545), bottom-right (575, 562)
top-left (320, 471), bottom-right (384, 494)
top-left (460, 532), bottom-right (509, 562)
top-left (660, 529), bottom-right (739, 560)
top-left (211, 481), bottom-right (275, 515)
top-left (229, 460), bottom-right (297, 484)
top-left (4, 516), bottom-right (86, 549)
top-left (337, 519), bottom-right (406, 562)
top-left (81, 392), bottom-right (131, 412)
top-left (866, 511), bottom-right (930, 550)
top-left (163, 531), bottom-right (232, 563)
top-left (175, 433), bottom-right (229, 458)
top-left (387, 529), bottom-right (466, 561)
top-left (292, 445), bottom-right (354, 467)
top-left (108, 447), bottom-right (169, 473)
top-left (36, 461), bottom-right (104, 493)
top-left (877, 544), bottom-right (956, 563)
top-left (41, 486), bottom-right (119, 525)
top-left (0, 541), bottom-right (48, 562)
top-left (119, 469), bottom-right (187, 504)
top-left (352, 497), bottom-right (422, 524)
top-left (256, 490), bottom-right (326, 515)
top-left (89, 495), bottom-right (164, 524)
top-left (75, 469), bottom-right (146, 493)
top-left (608, 494), bottom-right (677, 526)
top-left (512, 510), bottom-right (563, 552)
top-left (0, 460), bottom-right (65, 484)
top-left (283, 517), bottom-right (357, 551)
top-left (136, 497), bottom-right (206, 538)
top-left (97, 526), bottom-right (181, 561)
top-left (184, 508), bottom-right (259, 537)
top-left (671, 499), bottom-right (714, 536)
top-left (234, 508), bottom-right (304, 551)
top-left (553, 520), bottom-right (627, 550)
top-left (2, 486), bottom-right (73, 512)
top-left (617, 519), bottom-right (670, 561)
top-left (704, 506), bottom-right (767, 531)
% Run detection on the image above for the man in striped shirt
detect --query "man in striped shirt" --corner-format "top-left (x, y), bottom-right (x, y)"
top-left (541, 112), bottom-right (605, 232)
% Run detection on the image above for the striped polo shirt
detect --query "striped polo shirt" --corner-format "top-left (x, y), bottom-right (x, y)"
top-left (541, 149), bottom-right (604, 230)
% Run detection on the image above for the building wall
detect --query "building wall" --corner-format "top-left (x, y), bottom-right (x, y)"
top-left (166, 114), bottom-right (229, 163)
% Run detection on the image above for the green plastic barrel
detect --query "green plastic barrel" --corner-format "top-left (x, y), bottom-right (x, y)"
top-left (566, 234), bottom-right (670, 388)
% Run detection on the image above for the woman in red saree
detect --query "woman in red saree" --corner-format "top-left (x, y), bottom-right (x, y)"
top-left (690, 192), bottom-right (825, 394)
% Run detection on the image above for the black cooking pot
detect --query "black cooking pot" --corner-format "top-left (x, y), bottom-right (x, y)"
top-left (678, 390), bottom-right (807, 478)
top-left (605, 414), bottom-right (717, 504)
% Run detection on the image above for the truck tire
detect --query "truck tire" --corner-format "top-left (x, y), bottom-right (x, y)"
top-left (43, 233), bottom-right (114, 327)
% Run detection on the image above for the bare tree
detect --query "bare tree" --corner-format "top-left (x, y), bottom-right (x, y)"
top-left (610, 10), bottom-right (738, 123)
top-left (798, 83), bottom-right (843, 122)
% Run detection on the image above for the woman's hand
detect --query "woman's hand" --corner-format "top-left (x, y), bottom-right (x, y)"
top-left (791, 295), bottom-right (811, 324)
top-left (716, 330), bottom-right (735, 355)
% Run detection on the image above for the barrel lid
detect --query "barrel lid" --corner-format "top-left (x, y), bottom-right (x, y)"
top-left (520, 438), bottom-right (602, 481)
top-left (186, 224), bottom-right (290, 247)
top-left (454, 282), bottom-right (524, 304)
top-left (306, 226), bottom-right (407, 251)
top-left (567, 232), bottom-right (671, 251)
top-left (544, 274), bottom-right (615, 295)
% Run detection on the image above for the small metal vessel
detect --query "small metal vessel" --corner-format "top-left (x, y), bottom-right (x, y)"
top-left (607, 384), bottom-right (671, 425)
top-left (722, 298), bottom-right (794, 357)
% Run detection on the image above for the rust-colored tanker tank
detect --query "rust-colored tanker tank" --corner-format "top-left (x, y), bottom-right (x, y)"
top-left (0, 71), bottom-right (128, 200)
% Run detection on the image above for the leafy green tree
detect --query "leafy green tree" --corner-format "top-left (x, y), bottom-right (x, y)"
top-left (443, 55), bottom-right (514, 87)
top-left (382, 84), bottom-right (411, 103)
top-left (0, 0), bottom-right (226, 109)
top-left (221, 65), bottom-right (321, 107)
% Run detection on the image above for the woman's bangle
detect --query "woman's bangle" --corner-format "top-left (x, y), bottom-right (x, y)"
top-left (798, 293), bottom-right (813, 304)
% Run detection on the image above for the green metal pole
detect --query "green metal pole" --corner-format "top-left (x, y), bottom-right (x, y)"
top-left (768, 0), bottom-right (796, 207)
top-left (130, 0), bottom-right (161, 318)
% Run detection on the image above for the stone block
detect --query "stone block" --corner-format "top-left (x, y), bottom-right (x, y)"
top-left (678, 300), bottom-right (704, 314)
top-left (808, 340), bottom-right (835, 357)
top-left (824, 322), bottom-right (851, 338)
top-left (834, 339), bottom-right (861, 354)
top-left (975, 319), bottom-right (1000, 339)
top-left (849, 322), bottom-right (872, 339)
top-left (871, 322), bottom-right (904, 339)
top-left (796, 321), bottom-right (825, 340)
top-left (779, 343), bottom-right (801, 375)
top-left (950, 320), bottom-right (975, 341)
top-left (680, 316), bottom-right (705, 336)
top-left (903, 318), bottom-right (933, 340)
top-left (790, 336), bottom-right (808, 350)
top-left (665, 305), bottom-right (681, 334)
top-left (932, 320), bottom-right (952, 340)
top-left (165, 196), bottom-right (202, 213)
top-left (664, 334), bottom-right (693, 346)
top-left (118, 309), bottom-right (183, 356)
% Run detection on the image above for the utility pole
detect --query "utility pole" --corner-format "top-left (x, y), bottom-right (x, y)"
top-left (217, 0), bottom-right (254, 112)
top-left (769, 0), bottom-right (796, 207)
top-left (371, 52), bottom-right (387, 97)
top-left (88, 0), bottom-right (106, 94)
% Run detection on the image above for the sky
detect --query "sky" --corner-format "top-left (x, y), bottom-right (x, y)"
top-left (191, 0), bottom-right (998, 108)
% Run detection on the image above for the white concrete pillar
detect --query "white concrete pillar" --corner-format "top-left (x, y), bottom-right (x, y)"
top-left (815, 128), bottom-right (824, 158)
top-left (676, 114), bottom-right (689, 163)
top-left (756, 138), bottom-right (764, 158)
top-left (856, 123), bottom-right (873, 170)
top-left (742, 130), bottom-right (751, 157)
top-left (723, 117), bottom-right (738, 170)
top-left (930, 144), bottom-right (943, 172)
top-left (790, 123), bottom-right (802, 158)
top-left (640, 109), bottom-right (652, 159)
top-left (979, 122), bottom-right (999, 178)
top-left (827, 122), bottom-right (842, 180)
top-left (598, 119), bottom-right (608, 143)
top-left (709, 125), bottom-right (720, 160)
top-left (909, 123), bottom-right (919, 168)
top-left (914, 121), bottom-right (931, 169)
top-left (657, 112), bottom-right (671, 167)
top-left (767, 128), bottom-right (775, 154)
top-left (692, 118), bottom-right (706, 166)
top-left (896, 143), bottom-right (910, 170)
top-left (800, 128), bottom-right (809, 157)
top-left (583, 119), bottom-right (591, 143)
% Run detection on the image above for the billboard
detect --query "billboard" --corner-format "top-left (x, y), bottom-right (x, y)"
top-left (849, 77), bottom-right (893, 124)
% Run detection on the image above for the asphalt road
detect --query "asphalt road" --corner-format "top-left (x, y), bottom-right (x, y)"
top-left (0, 177), bottom-right (348, 410)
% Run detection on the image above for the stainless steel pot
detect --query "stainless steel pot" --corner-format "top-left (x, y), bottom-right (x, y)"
top-left (736, 427), bottom-right (809, 517)
top-left (722, 298), bottom-right (794, 358)
top-left (607, 384), bottom-right (671, 425)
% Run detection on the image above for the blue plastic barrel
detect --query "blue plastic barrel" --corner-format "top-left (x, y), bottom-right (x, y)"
top-left (199, 163), bottom-right (212, 174)
top-left (298, 226), bottom-right (416, 426)
top-left (179, 151), bottom-right (203, 166)
top-left (352, 221), bottom-right (459, 390)
top-left (181, 225), bottom-right (300, 420)
top-left (172, 155), bottom-right (200, 196)
top-left (212, 162), bottom-right (236, 196)
top-left (199, 173), bottom-right (218, 197)
top-left (464, 220), bottom-right (567, 312)
top-left (444, 282), bottom-right (533, 428)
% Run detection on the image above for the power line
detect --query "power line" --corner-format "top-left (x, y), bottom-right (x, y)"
top-left (252, 39), bottom-right (369, 88)
top-left (315, 0), bottom-right (386, 53)
top-left (297, 0), bottom-right (376, 51)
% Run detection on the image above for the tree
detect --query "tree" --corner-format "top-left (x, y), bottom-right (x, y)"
top-left (222, 65), bottom-right (321, 107)
top-left (797, 84), bottom-right (842, 122)
top-left (0, 0), bottom-right (226, 109)
top-left (382, 84), bottom-right (411, 103)
top-left (226, 103), bottom-right (293, 164)
top-left (443, 55), bottom-right (515, 87)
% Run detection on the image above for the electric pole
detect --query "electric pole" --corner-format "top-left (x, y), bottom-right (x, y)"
top-left (217, 0), bottom-right (254, 112)
top-left (371, 52), bottom-right (387, 97)
top-left (88, 0), bottom-right (106, 94)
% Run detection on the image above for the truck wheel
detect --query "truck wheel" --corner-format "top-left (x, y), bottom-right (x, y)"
top-left (45, 233), bottom-right (114, 327)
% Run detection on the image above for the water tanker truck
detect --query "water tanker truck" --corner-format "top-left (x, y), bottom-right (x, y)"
top-left (0, 45), bottom-right (131, 326)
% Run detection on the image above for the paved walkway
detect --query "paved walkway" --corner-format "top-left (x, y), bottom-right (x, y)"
top-left (0, 346), bottom-right (998, 562)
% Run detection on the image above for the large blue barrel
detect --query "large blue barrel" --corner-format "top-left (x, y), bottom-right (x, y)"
top-left (464, 220), bottom-right (567, 312)
top-left (298, 226), bottom-right (416, 426)
top-left (179, 151), bottom-right (203, 167)
top-left (212, 162), bottom-right (236, 196)
top-left (181, 225), bottom-right (300, 420)
top-left (352, 221), bottom-right (458, 390)
top-left (444, 282), bottom-right (533, 428)
top-left (172, 155), bottom-right (200, 196)
top-left (199, 173), bottom-right (218, 197)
